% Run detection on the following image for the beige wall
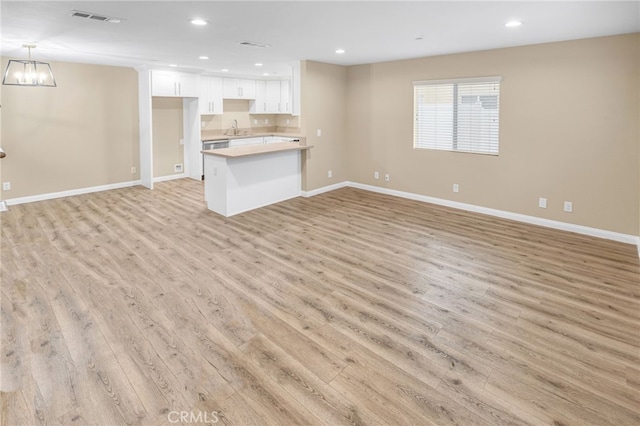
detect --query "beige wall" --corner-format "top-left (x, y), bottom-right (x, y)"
top-left (344, 34), bottom-right (639, 235)
top-left (301, 60), bottom-right (348, 190)
top-left (152, 97), bottom-right (184, 177)
top-left (0, 59), bottom-right (139, 199)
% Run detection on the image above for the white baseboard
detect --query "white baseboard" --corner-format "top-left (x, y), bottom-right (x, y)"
top-left (305, 181), bottom-right (640, 247)
top-left (3, 180), bottom-right (142, 206)
top-left (153, 173), bottom-right (187, 183)
top-left (301, 181), bottom-right (348, 198)
top-left (5, 178), bottom-right (639, 254)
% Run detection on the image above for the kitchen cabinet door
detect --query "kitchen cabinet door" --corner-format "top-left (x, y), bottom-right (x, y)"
top-left (152, 70), bottom-right (198, 97)
top-left (151, 70), bottom-right (178, 96)
top-left (229, 137), bottom-right (264, 147)
top-left (279, 79), bottom-right (291, 113)
top-left (200, 76), bottom-right (223, 115)
top-left (265, 80), bottom-right (281, 113)
top-left (251, 80), bottom-right (267, 113)
top-left (178, 73), bottom-right (199, 98)
top-left (239, 79), bottom-right (256, 99)
top-left (223, 78), bottom-right (256, 99)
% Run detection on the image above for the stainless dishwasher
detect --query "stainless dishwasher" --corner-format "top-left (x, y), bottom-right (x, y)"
top-left (202, 140), bottom-right (229, 180)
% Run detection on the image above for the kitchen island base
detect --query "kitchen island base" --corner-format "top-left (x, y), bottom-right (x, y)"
top-left (203, 145), bottom-right (306, 217)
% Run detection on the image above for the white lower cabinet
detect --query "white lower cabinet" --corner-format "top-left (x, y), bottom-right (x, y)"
top-left (229, 137), bottom-right (264, 148)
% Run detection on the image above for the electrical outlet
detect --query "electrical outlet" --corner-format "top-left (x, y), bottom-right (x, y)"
top-left (453, 184), bottom-right (459, 193)
top-left (174, 164), bottom-right (183, 173)
top-left (201, 121), bottom-right (206, 128)
top-left (2, 182), bottom-right (10, 191)
top-left (316, 129), bottom-right (322, 137)
top-left (538, 197), bottom-right (547, 208)
top-left (564, 201), bottom-right (573, 213)
top-left (374, 171), bottom-right (380, 179)
top-left (384, 174), bottom-right (390, 182)
top-left (131, 167), bottom-right (137, 174)
top-left (264, 118), bottom-right (269, 124)
top-left (253, 119), bottom-right (258, 125)
top-left (179, 138), bottom-right (184, 145)
top-left (328, 170), bottom-right (332, 178)
top-left (286, 119), bottom-right (290, 125)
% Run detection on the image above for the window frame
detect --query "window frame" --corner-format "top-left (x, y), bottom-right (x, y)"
top-left (413, 76), bottom-right (502, 156)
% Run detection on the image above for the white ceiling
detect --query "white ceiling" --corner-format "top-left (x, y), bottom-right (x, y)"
top-left (2, 1), bottom-right (639, 77)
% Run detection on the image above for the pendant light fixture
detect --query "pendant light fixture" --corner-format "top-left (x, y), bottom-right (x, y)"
top-left (2, 44), bottom-right (56, 87)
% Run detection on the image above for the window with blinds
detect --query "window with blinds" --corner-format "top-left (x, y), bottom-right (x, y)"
top-left (413, 77), bottom-right (501, 155)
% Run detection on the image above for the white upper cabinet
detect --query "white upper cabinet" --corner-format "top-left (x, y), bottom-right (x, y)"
top-left (250, 79), bottom-right (293, 114)
top-left (199, 76), bottom-right (224, 115)
top-left (251, 80), bottom-right (267, 113)
top-left (223, 78), bottom-right (256, 99)
top-left (265, 80), bottom-right (281, 112)
top-left (280, 79), bottom-right (291, 113)
top-left (151, 70), bottom-right (199, 97)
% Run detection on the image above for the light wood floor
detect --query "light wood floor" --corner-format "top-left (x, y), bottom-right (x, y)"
top-left (2, 179), bottom-right (639, 425)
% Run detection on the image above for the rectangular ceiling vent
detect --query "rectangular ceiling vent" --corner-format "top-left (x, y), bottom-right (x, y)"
top-left (70, 10), bottom-right (123, 23)
top-left (239, 41), bottom-right (270, 49)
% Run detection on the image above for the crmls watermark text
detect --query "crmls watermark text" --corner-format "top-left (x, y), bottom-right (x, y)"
top-left (167, 411), bottom-right (219, 424)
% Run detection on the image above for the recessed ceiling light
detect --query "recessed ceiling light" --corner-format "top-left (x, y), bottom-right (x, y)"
top-left (199, 56), bottom-right (209, 60)
top-left (254, 63), bottom-right (263, 67)
top-left (335, 48), bottom-right (346, 54)
top-left (190, 19), bottom-right (207, 26)
top-left (169, 64), bottom-right (178, 67)
top-left (263, 73), bottom-right (269, 76)
top-left (221, 68), bottom-right (229, 72)
top-left (505, 20), bottom-right (522, 28)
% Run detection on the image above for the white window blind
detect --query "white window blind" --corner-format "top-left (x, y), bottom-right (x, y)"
top-left (413, 76), bottom-right (501, 155)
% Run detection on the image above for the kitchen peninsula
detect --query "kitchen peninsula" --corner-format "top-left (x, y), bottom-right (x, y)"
top-left (202, 138), bottom-right (311, 216)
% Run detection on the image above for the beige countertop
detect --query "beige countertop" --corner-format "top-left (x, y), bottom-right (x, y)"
top-left (201, 132), bottom-right (304, 142)
top-left (202, 142), bottom-right (312, 158)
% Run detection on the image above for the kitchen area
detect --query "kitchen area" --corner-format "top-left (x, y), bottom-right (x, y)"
top-left (140, 62), bottom-right (312, 216)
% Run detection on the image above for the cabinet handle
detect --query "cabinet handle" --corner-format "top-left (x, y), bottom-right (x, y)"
top-left (174, 82), bottom-right (177, 95)
top-left (178, 82), bottom-right (181, 95)
top-left (264, 102), bottom-right (266, 112)
top-left (239, 87), bottom-right (243, 97)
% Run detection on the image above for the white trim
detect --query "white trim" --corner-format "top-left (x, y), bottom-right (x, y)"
top-left (413, 76), bottom-right (502, 86)
top-left (301, 181), bottom-right (348, 198)
top-left (4, 180), bottom-right (142, 206)
top-left (4, 178), bottom-right (638, 254)
top-left (303, 181), bottom-right (639, 247)
top-left (152, 173), bottom-right (187, 183)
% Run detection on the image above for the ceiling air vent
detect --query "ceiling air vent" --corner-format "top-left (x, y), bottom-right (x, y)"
top-left (70, 10), bottom-right (123, 23)
top-left (239, 41), bottom-right (270, 48)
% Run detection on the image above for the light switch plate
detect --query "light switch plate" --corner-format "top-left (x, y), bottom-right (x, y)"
top-left (539, 197), bottom-right (547, 208)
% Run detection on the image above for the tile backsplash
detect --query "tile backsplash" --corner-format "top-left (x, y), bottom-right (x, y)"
top-left (200, 99), bottom-right (299, 135)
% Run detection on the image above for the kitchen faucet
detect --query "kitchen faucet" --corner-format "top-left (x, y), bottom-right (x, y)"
top-left (232, 119), bottom-right (238, 135)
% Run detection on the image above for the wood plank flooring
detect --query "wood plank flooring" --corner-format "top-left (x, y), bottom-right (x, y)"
top-left (1, 178), bottom-right (639, 425)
